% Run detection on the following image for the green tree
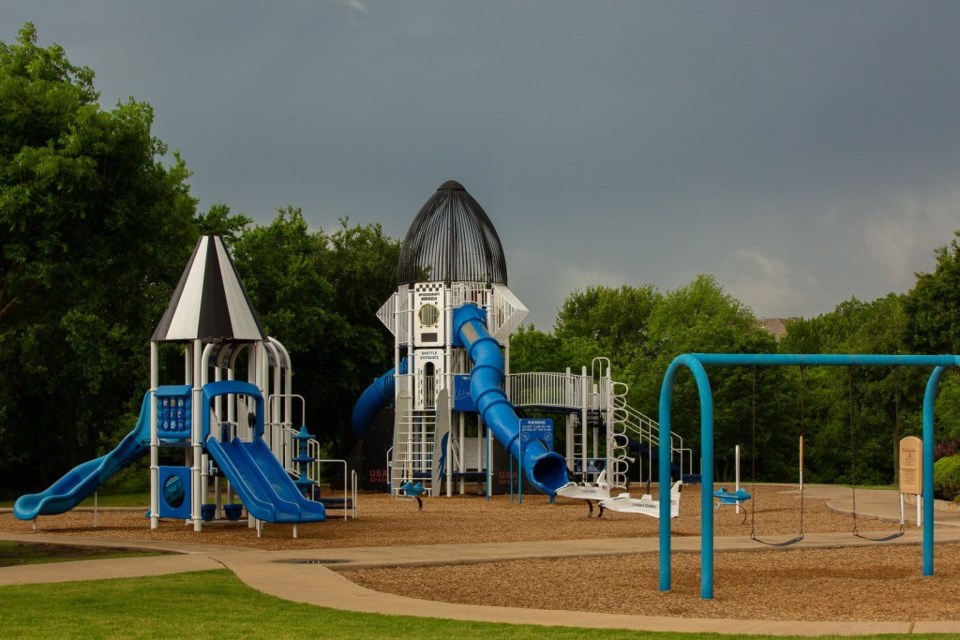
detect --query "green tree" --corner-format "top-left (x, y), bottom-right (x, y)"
top-left (508, 325), bottom-right (567, 374)
top-left (195, 203), bottom-right (251, 247)
top-left (635, 275), bottom-right (784, 481)
top-left (0, 24), bottom-right (212, 493)
top-left (232, 210), bottom-right (399, 458)
top-left (780, 295), bottom-right (922, 485)
top-left (904, 231), bottom-right (960, 355)
top-left (554, 284), bottom-right (661, 367)
top-left (903, 233), bottom-right (960, 459)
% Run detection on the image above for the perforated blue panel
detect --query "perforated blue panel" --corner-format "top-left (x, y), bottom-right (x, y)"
top-left (157, 385), bottom-right (192, 440)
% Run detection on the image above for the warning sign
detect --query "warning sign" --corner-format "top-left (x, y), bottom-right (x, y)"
top-left (899, 436), bottom-right (922, 496)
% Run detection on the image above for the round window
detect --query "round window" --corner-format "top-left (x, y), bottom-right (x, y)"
top-left (163, 475), bottom-right (185, 509)
top-left (418, 303), bottom-right (440, 327)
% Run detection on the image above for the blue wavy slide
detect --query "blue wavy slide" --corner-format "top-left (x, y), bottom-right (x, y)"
top-left (14, 393), bottom-right (152, 520)
top-left (351, 304), bottom-right (568, 494)
top-left (205, 436), bottom-right (326, 523)
top-left (452, 304), bottom-right (568, 494)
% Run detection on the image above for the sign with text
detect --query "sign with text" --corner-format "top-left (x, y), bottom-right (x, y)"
top-left (900, 436), bottom-right (923, 496)
top-left (519, 418), bottom-right (554, 453)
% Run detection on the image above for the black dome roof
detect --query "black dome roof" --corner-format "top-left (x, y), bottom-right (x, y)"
top-left (397, 181), bottom-right (508, 286)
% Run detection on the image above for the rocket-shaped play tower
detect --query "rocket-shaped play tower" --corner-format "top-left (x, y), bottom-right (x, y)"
top-left (352, 181), bottom-right (568, 496)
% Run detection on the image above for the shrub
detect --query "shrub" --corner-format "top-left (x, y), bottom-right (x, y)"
top-left (934, 439), bottom-right (960, 461)
top-left (933, 455), bottom-right (960, 501)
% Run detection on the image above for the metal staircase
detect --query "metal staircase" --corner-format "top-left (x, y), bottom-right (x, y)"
top-left (509, 364), bottom-right (697, 491)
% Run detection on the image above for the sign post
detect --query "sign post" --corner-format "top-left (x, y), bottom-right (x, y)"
top-left (518, 418), bottom-right (554, 505)
top-left (900, 436), bottom-right (923, 527)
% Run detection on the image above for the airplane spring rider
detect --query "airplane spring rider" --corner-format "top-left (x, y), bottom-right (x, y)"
top-left (557, 470), bottom-right (683, 519)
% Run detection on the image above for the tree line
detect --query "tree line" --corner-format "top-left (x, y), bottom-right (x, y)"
top-left (3, 24), bottom-right (959, 494)
top-left (0, 25), bottom-right (397, 494)
top-left (511, 247), bottom-right (960, 486)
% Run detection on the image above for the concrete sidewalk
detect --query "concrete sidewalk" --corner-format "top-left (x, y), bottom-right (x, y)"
top-left (3, 486), bottom-right (960, 636)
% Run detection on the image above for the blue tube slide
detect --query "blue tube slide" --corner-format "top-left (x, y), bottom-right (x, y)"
top-left (351, 359), bottom-right (408, 439)
top-left (453, 304), bottom-right (568, 494)
top-left (206, 436), bottom-right (326, 523)
top-left (14, 393), bottom-right (152, 520)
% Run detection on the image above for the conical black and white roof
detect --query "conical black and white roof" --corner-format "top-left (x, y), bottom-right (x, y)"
top-left (152, 235), bottom-right (267, 342)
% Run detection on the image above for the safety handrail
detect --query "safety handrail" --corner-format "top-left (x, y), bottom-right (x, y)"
top-left (313, 458), bottom-right (352, 521)
top-left (508, 372), bottom-right (584, 409)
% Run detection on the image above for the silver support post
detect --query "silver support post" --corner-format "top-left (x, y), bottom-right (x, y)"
top-left (192, 339), bottom-right (203, 532)
top-left (581, 366), bottom-right (588, 479)
top-left (446, 419), bottom-right (453, 497)
top-left (735, 445), bottom-right (741, 515)
top-left (458, 412), bottom-right (466, 495)
top-left (150, 341), bottom-right (159, 529)
top-left (486, 424), bottom-right (492, 501)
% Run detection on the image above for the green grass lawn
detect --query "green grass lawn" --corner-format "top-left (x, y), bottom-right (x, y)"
top-left (74, 490), bottom-right (150, 508)
top-left (0, 570), bottom-right (952, 640)
top-left (1, 489), bottom-right (243, 509)
top-left (0, 541), bottom-right (166, 567)
top-left (0, 490), bottom-right (150, 510)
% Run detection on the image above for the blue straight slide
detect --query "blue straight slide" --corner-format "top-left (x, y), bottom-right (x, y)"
top-left (14, 393), bottom-right (152, 520)
top-left (205, 436), bottom-right (326, 523)
top-left (452, 304), bottom-right (568, 495)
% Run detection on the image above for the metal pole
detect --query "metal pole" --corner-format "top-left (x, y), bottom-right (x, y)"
top-left (149, 341), bottom-right (159, 529)
top-left (486, 426), bottom-right (492, 502)
top-left (735, 445), bottom-right (740, 515)
top-left (192, 339), bottom-right (203, 532)
top-left (581, 366), bottom-right (588, 481)
top-left (657, 354), bottom-right (717, 599)
top-left (799, 435), bottom-right (804, 492)
top-left (922, 366), bottom-right (948, 576)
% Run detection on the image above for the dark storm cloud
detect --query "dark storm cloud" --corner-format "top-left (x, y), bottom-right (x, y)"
top-left (4, 1), bottom-right (960, 326)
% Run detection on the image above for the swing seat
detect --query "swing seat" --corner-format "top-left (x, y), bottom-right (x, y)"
top-left (714, 487), bottom-right (751, 505)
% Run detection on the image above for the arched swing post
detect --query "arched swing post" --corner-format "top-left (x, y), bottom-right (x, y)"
top-left (923, 365), bottom-right (949, 576)
top-left (657, 352), bottom-right (958, 601)
top-left (657, 354), bottom-right (713, 597)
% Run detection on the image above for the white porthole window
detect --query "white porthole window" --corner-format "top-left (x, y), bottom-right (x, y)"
top-left (418, 303), bottom-right (440, 327)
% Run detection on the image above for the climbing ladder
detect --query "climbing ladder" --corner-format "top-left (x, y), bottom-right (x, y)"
top-left (604, 386), bottom-right (694, 489)
top-left (391, 408), bottom-right (436, 497)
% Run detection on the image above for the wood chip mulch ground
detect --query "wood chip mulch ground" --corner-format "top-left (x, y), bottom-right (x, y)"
top-left (2, 484), bottom-right (954, 622)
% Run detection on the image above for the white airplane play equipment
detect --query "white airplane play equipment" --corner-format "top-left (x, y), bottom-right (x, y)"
top-left (557, 470), bottom-right (682, 519)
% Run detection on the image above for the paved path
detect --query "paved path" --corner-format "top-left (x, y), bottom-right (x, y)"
top-left (3, 486), bottom-right (960, 637)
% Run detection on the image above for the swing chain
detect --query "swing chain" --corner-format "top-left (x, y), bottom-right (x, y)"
top-left (749, 365), bottom-right (805, 547)
top-left (849, 367), bottom-right (905, 542)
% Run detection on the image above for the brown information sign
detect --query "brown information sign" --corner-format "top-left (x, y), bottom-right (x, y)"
top-left (899, 436), bottom-right (923, 496)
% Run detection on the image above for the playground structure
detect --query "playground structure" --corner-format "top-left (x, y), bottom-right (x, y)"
top-left (7, 182), bottom-right (960, 628)
top-left (13, 181), bottom-right (690, 534)
top-left (15, 236), bottom-right (357, 534)
top-left (352, 181), bottom-right (695, 501)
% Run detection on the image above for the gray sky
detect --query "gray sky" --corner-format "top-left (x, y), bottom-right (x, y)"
top-left (5, 1), bottom-right (960, 328)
